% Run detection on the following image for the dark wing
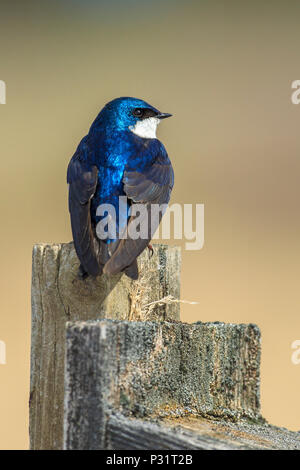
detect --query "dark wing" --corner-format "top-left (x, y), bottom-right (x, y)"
top-left (67, 151), bottom-right (104, 276)
top-left (103, 152), bottom-right (174, 277)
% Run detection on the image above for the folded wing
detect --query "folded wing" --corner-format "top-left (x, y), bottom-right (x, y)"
top-left (103, 153), bottom-right (174, 276)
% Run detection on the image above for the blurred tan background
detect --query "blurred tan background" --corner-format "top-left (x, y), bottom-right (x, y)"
top-left (0, 0), bottom-right (300, 449)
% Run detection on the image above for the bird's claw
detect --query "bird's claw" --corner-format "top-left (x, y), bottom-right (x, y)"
top-left (147, 244), bottom-right (154, 258)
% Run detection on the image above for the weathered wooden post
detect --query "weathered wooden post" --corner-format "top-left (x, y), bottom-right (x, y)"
top-left (30, 241), bottom-right (300, 450)
top-left (64, 320), bottom-right (261, 449)
top-left (30, 242), bottom-right (181, 450)
top-left (64, 321), bottom-right (300, 450)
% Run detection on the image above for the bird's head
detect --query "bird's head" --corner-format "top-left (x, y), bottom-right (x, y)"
top-left (92, 97), bottom-right (172, 138)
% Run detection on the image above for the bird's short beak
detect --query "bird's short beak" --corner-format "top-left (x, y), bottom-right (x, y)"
top-left (156, 113), bottom-right (172, 120)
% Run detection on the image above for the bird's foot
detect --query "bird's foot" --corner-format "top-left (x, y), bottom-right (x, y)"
top-left (147, 244), bottom-right (154, 258)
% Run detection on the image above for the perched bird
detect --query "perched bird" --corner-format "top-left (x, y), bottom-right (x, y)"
top-left (67, 97), bottom-right (174, 280)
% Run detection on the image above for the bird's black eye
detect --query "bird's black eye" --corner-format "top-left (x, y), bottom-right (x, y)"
top-left (132, 108), bottom-right (144, 118)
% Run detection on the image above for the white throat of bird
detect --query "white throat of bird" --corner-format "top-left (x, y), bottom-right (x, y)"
top-left (129, 117), bottom-right (160, 139)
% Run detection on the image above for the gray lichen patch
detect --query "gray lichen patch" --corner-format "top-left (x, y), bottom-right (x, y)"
top-left (108, 321), bottom-right (261, 421)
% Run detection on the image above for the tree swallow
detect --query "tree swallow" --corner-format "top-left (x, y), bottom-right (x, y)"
top-left (67, 97), bottom-right (174, 280)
